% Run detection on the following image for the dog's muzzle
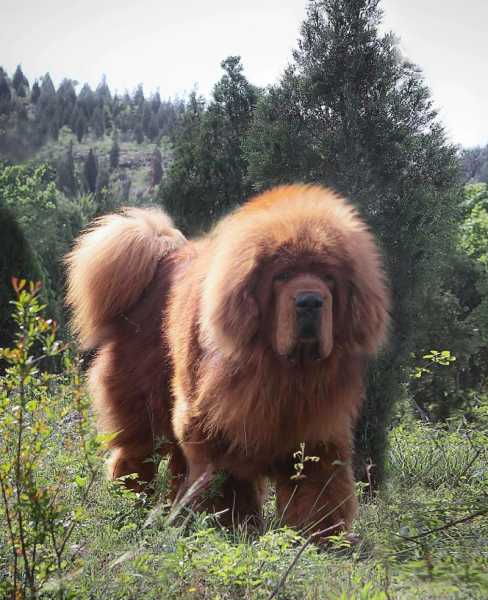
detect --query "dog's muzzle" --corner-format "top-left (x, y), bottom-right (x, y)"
top-left (295, 292), bottom-right (323, 341)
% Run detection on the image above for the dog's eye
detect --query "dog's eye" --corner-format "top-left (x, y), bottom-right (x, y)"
top-left (323, 274), bottom-right (335, 286)
top-left (274, 271), bottom-right (291, 282)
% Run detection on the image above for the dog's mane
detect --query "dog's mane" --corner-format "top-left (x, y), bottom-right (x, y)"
top-left (200, 184), bottom-right (390, 359)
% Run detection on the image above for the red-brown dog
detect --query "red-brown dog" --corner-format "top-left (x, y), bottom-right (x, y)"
top-left (66, 184), bottom-right (389, 535)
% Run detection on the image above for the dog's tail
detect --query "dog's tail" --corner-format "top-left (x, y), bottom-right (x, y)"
top-left (66, 207), bottom-right (185, 349)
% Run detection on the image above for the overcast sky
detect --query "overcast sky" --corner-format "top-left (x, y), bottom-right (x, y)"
top-left (2, 0), bottom-right (487, 147)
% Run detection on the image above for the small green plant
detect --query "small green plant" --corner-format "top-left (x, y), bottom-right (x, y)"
top-left (411, 349), bottom-right (456, 379)
top-left (290, 443), bottom-right (320, 481)
top-left (0, 279), bottom-right (105, 598)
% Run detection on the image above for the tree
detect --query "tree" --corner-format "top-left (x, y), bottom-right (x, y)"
top-left (134, 83), bottom-right (145, 107)
top-left (56, 141), bottom-right (77, 196)
top-left (31, 80), bottom-right (41, 104)
top-left (134, 124), bottom-right (144, 144)
top-left (244, 0), bottom-right (461, 483)
top-left (12, 65), bottom-right (29, 97)
top-left (462, 145), bottom-right (488, 183)
top-left (0, 208), bottom-right (41, 349)
top-left (78, 83), bottom-right (96, 120)
top-left (109, 131), bottom-right (120, 170)
top-left (91, 105), bottom-right (105, 138)
top-left (0, 69), bottom-right (12, 114)
top-left (56, 79), bottom-right (77, 127)
top-left (150, 147), bottom-right (163, 187)
top-left (83, 149), bottom-right (98, 194)
top-left (38, 73), bottom-right (58, 139)
top-left (73, 109), bottom-right (87, 142)
top-left (151, 90), bottom-right (161, 113)
top-left (160, 57), bottom-right (258, 233)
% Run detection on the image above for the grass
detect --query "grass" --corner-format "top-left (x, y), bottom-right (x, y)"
top-left (1, 286), bottom-right (487, 599)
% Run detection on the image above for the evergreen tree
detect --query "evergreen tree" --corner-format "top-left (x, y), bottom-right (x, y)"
top-left (134, 84), bottom-right (145, 106)
top-left (31, 80), bottom-right (41, 104)
top-left (83, 149), bottom-right (98, 194)
top-left (109, 131), bottom-right (120, 170)
top-left (96, 75), bottom-right (111, 105)
top-left (244, 0), bottom-right (461, 483)
top-left (38, 73), bottom-right (58, 137)
top-left (78, 83), bottom-right (96, 120)
top-left (0, 207), bottom-right (41, 349)
top-left (56, 79), bottom-right (77, 127)
top-left (151, 90), bottom-right (161, 113)
top-left (134, 124), bottom-right (144, 144)
top-left (91, 105), bottom-right (105, 138)
top-left (147, 113), bottom-right (160, 141)
top-left (73, 109), bottom-right (87, 142)
top-left (0, 69), bottom-right (12, 115)
top-left (150, 147), bottom-right (163, 187)
top-left (160, 58), bottom-right (258, 232)
top-left (12, 65), bottom-right (29, 97)
top-left (56, 141), bottom-right (77, 196)
top-left (142, 102), bottom-right (152, 138)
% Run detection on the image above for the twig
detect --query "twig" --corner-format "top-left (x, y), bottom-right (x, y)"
top-left (267, 521), bottom-right (344, 600)
top-left (166, 469), bottom-right (215, 526)
top-left (397, 507), bottom-right (488, 542)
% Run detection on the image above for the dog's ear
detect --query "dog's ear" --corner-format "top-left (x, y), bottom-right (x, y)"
top-left (345, 279), bottom-right (389, 354)
top-left (200, 241), bottom-right (260, 357)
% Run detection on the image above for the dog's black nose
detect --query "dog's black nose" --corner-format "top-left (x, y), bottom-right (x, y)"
top-left (295, 292), bottom-right (324, 310)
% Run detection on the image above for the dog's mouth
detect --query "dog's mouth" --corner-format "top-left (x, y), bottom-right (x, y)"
top-left (286, 340), bottom-right (322, 366)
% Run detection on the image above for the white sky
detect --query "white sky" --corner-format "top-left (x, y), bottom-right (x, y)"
top-left (1, 0), bottom-right (487, 147)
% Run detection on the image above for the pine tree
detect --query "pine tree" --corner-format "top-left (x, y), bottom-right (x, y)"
top-left (160, 58), bottom-right (258, 232)
top-left (134, 84), bottom-right (145, 106)
top-left (91, 105), bottom-right (105, 138)
top-left (74, 110), bottom-right (87, 142)
top-left (134, 124), bottom-right (144, 144)
top-left (96, 75), bottom-right (111, 105)
top-left (151, 90), bottom-right (161, 113)
top-left (150, 147), bottom-right (163, 187)
top-left (31, 81), bottom-right (41, 104)
top-left (142, 102), bottom-right (152, 138)
top-left (56, 141), bottom-right (77, 196)
top-left (38, 74), bottom-right (58, 140)
top-left (12, 65), bottom-right (29, 97)
top-left (244, 0), bottom-right (461, 483)
top-left (78, 84), bottom-right (96, 120)
top-left (0, 69), bottom-right (12, 115)
top-left (109, 131), bottom-right (120, 170)
top-left (83, 149), bottom-right (98, 194)
top-left (56, 79), bottom-right (77, 127)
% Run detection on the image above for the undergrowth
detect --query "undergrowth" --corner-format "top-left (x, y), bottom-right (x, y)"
top-left (1, 285), bottom-right (487, 599)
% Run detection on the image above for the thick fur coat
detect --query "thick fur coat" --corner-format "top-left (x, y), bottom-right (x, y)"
top-left (66, 184), bottom-right (389, 535)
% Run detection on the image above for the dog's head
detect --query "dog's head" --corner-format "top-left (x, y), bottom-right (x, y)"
top-left (200, 185), bottom-right (389, 365)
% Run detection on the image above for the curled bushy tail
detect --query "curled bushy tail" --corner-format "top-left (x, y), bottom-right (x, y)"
top-left (66, 207), bottom-right (185, 348)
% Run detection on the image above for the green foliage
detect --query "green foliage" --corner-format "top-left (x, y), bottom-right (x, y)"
top-left (244, 0), bottom-right (462, 481)
top-left (160, 56), bottom-right (258, 233)
top-left (460, 183), bottom-right (488, 268)
top-left (0, 210), bottom-right (41, 349)
top-left (0, 291), bottom-right (486, 598)
top-left (83, 148), bottom-right (98, 194)
top-left (0, 161), bottom-right (96, 334)
top-left (0, 281), bottom-right (106, 597)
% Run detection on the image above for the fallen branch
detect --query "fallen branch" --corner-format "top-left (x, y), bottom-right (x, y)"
top-left (397, 507), bottom-right (488, 542)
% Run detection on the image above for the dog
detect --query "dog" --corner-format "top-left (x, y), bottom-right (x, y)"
top-left (66, 184), bottom-right (389, 536)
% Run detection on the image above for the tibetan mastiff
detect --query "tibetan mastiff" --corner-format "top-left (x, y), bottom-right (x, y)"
top-left (66, 184), bottom-right (389, 536)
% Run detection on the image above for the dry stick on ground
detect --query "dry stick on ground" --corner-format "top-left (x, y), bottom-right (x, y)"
top-left (267, 521), bottom-right (345, 600)
top-left (397, 507), bottom-right (488, 542)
